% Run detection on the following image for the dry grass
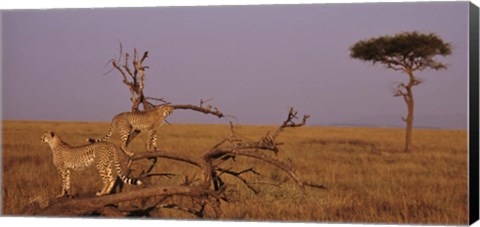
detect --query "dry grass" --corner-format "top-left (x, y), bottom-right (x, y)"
top-left (1, 120), bottom-right (468, 224)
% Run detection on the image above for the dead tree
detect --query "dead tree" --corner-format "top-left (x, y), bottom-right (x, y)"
top-left (25, 47), bottom-right (326, 218)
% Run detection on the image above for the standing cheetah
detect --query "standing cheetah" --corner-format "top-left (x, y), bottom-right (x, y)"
top-left (41, 131), bottom-right (142, 197)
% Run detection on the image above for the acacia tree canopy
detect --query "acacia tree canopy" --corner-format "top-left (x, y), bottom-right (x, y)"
top-left (350, 32), bottom-right (452, 72)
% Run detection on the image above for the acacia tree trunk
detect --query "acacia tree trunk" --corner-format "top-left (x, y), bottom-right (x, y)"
top-left (404, 86), bottom-right (414, 152)
top-left (403, 70), bottom-right (416, 152)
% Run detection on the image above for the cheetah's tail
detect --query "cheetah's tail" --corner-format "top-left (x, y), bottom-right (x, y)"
top-left (86, 124), bottom-right (114, 144)
top-left (113, 149), bottom-right (142, 185)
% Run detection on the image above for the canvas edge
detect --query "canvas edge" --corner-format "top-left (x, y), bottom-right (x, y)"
top-left (469, 1), bottom-right (480, 225)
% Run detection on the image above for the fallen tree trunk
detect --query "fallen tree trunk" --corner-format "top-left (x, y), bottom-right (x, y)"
top-left (25, 185), bottom-right (220, 217)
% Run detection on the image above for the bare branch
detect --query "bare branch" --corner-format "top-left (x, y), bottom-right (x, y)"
top-left (204, 148), bottom-right (308, 192)
top-left (102, 59), bottom-right (117, 76)
top-left (123, 53), bottom-right (135, 80)
top-left (230, 149), bottom-right (307, 192)
top-left (217, 167), bottom-right (261, 194)
top-left (171, 104), bottom-right (225, 119)
top-left (132, 150), bottom-right (201, 168)
top-left (140, 172), bottom-right (176, 179)
top-left (271, 107), bottom-right (310, 143)
top-left (111, 60), bottom-right (129, 83)
top-left (200, 98), bottom-right (214, 107)
top-left (145, 97), bottom-right (170, 104)
top-left (140, 51), bottom-right (149, 64)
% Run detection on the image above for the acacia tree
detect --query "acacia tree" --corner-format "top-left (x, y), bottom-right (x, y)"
top-left (350, 32), bottom-right (452, 152)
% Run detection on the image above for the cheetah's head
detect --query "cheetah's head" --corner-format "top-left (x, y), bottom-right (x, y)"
top-left (41, 131), bottom-right (55, 143)
top-left (159, 105), bottom-right (174, 117)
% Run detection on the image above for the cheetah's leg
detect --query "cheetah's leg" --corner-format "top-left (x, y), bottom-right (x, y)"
top-left (119, 127), bottom-right (135, 157)
top-left (57, 169), bottom-right (71, 198)
top-left (147, 129), bottom-right (158, 152)
top-left (104, 160), bottom-right (116, 195)
top-left (143, 129), bottom-right (159, 173)
top-left (96, 162), bottom-right (111, 196)
top-left (64, 170), bottom-right (71, 197)
top-left (105, 178), bottom-right (116, 195)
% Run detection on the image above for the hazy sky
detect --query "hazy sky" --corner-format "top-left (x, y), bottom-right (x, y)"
top-left (1, 2), bottom-right (471, 127)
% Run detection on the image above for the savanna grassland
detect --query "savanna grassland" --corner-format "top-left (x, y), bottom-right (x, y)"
top-left (2, 120), bottom-right (468, 224)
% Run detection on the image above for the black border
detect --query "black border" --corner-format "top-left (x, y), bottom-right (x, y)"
top-left (469, 2), bottom-right (480, 225)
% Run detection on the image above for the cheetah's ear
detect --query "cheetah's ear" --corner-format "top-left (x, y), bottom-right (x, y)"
top-left (50, 132), bottom-right (55, 137)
